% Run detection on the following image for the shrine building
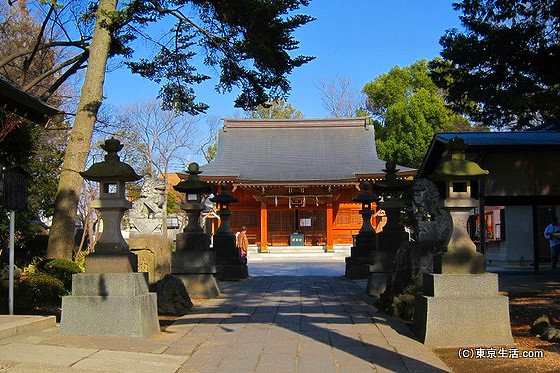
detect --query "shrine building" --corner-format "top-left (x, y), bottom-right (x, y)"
top-left (198, 117), bottom-right (414, 253)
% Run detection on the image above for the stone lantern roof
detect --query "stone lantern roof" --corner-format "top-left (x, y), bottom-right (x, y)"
top-left (352, 182), bottom-right (380, 205)
top-left (375, 160), bottom-right (413, 192)
top-left (432, 136), bottom-right (489, 181)
top-left (173, 162), bottom-right (212, 195)
top-left (210, 183), bottom-right (239, 205)
top-left (80, 137), bottom-right (142, 182)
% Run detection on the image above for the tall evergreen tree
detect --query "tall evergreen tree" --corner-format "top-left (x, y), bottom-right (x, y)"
top-left (431, 0), bottom-right (560, 129)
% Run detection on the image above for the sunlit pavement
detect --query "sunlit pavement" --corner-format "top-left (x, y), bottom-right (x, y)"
top-left (249, 260), bottom-right (346, 277)
top-left (0, 260), bottom-right (451, 373)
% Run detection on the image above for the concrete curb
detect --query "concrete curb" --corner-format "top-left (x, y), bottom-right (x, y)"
top-left (0, 315), bottom-right (56, 339)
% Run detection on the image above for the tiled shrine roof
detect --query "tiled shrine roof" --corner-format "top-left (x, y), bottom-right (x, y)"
top-left (199, 117), bottom-right (414, 185)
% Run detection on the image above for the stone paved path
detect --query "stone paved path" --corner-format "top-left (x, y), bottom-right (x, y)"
top-left (173, 276), bottom-right (450, 373)
top-left (0, 270), bottom-right (450, 372)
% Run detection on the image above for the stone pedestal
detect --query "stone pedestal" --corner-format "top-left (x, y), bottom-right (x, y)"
top-left (366, 270), bottom-right (389, 297)
top-left (85, 252), bottom-right (138, 274)
top-left (433, 250), bottom-right (486, 274)
top-left (176, 231), bottom-right (211, 251)
top-left (60, 273), bottom-right (160, 338)
top-left (366, 244), bottom-right (400, 296)
top-left (171, 244), bottom-right (220, 298)
top-left (213, 233), bottom-right (248, 281)
top-left (345, 233), bottom-right (375, 279)
top-left (434, 203), bottom-right (487, 274)
top-left (366, 203), bottom-right (407, 296)
top-left (412, 273), bottom-right (513, 347)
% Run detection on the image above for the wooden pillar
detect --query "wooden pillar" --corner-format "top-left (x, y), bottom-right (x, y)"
top-left (260, 200), bottom-right (268, 253)
top-left (326, 202), bottom-right (334, 252)
top-left (532, 204), bottom-right (540, 274)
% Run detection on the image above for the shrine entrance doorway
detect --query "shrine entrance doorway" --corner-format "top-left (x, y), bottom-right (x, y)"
top-left (267, 208), bottom-right (326, 246)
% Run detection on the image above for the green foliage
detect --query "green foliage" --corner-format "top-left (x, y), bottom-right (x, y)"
top-left (0, 119), bottom-right (37, 167)
top-left (36, 258), bottom-right (83, 290)
top-left (205, 143), bottom-right (218, 162)
top-left (245, 98), bottom-right (304, 119)
top-left (167, 191), bottom-right (181, 214)
top-left (0, 119), bottom-right (63, 216)
top-left (432, 0), bottom-right (560, 129)
top-left (0, 215), bottom-right (49, 268)
top-left (15, 272), bottom-right (66, 311)
top-left (123, 0), bottom-right (315, 113)
top-left (363, 60), bottom-right (480, 168)
top-left (0, 120), bottom-right (63, 267)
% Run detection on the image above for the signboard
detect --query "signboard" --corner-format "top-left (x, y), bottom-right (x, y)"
top-left (290, 233), bottom-right (304, 246)
top-left (2, 166), bottom-right (28, 211)
top-left (300, 218), bottom-right (312, 227)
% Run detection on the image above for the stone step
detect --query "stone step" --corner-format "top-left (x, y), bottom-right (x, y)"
top-left (0, 315), bottom-right (56, 339)
top-left (247, 245), bottom-right (350, 253)
top-left (246, 245), bottom-right (350, 262)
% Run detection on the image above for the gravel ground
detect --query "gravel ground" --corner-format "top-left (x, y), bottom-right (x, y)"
top-left (434, 293), bottom-right (560, 373)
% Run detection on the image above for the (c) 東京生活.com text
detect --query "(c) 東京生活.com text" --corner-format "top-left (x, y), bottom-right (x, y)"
top-left (458, 347), bottom-right (544, 359)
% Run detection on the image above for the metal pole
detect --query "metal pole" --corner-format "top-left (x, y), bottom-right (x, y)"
top-left (9, 209), bottom-right (15, 315)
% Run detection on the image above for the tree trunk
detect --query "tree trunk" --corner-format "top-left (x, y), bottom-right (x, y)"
top-left (46, 0), bottom-right (117, 260)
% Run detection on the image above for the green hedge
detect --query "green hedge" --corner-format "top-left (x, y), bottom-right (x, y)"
top-left (36, 258), bottom-right (82, 290)
top-left (15, 272), bottom-right (66, 311)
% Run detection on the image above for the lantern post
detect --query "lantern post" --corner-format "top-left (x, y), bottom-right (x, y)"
top-left (1, 166), bottom-right (28, 315)
top-left (345, 182), bottom-right (380, 279)
top-left (79, 137), bottom-right (142, 273)
top-left (60, 138), bottom-right (160, 339)
top-left (210, 183), bottom-right (248, 280)
top-left (412, 136), bottom-right (513, 347)
top-left (171, 163), bottom-right (220, 297)
top-left (367, 161), bottom-right (412, 296)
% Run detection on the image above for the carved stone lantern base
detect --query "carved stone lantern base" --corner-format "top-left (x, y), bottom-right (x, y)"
top-left (85, 252), bottom-right (138, 274)
top-left (345, 232), bottom-right (376, 279)
top-left (366, 243), bottom-right (401, 297)
top-left (433, 250), bottom-right (486, 274)
top-left (171, 237), bottom-right (220, 298)
top-left (213, 233), bottom-right (248, 281)
top-left (176, 231), bottom-right (211, 251)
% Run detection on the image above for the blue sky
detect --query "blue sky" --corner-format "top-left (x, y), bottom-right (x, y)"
top-left (104, 1), bottom-right (463, 119)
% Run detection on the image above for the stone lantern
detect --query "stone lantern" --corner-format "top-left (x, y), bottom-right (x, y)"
top-left (210, 183), bottom-right (248, 280)
top-left (171, 162), bottom-right (220, 297)
top-left (412, 136), bottom-right (513, 347)
top-left (345, 182), bottom-right (380, 279)
top-left (60, 138), bottom-right (160, 339)
top-left (367, 161), bottom-right (412, 296)
top-left (430, 136), bottom-right (489, 274)
top-left (79, 137), bottom-right (142, 273)
top-left (211, 183), bottom-right (238, 235)
top-left (173, 162), bottom-right (213, 237)
top-left (354, 181), bottom-right (379, 233)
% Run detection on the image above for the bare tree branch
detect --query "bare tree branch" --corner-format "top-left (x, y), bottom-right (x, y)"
top-left (0, 40), bottom-right (89, 72)
top-left (316, 75), bottom-right (365, 118)
top-left (40, 52), bottom-right (88, 101)
top-left (20, 3), bottom-right (55, 85)
top-left (23, 51), bottom-right (87, 93)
